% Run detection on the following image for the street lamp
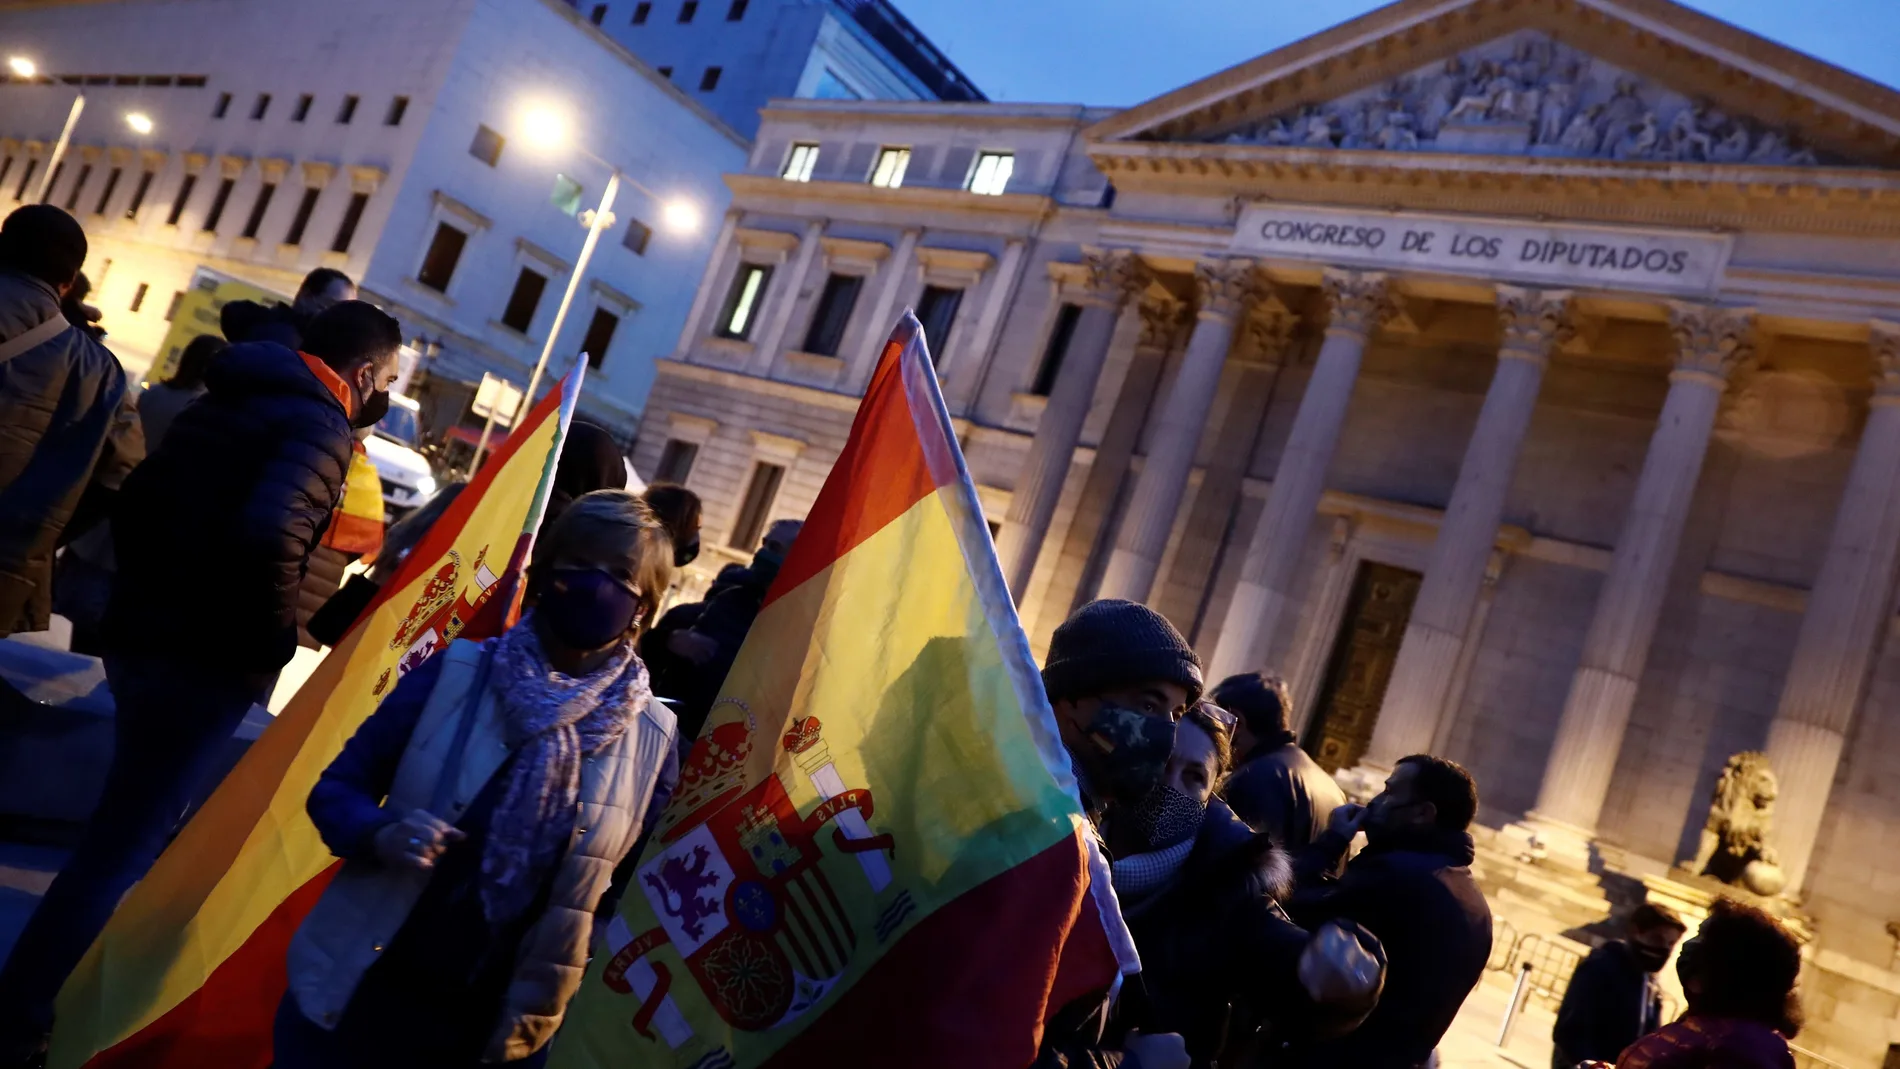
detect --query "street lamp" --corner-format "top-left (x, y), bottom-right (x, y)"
top-left (8, 54), bottom-right (157, 204)
top-left (467, 100), bottom-right (702, 472)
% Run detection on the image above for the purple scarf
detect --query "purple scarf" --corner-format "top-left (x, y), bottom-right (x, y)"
top-left (479, 613), bottom-right (651, 923)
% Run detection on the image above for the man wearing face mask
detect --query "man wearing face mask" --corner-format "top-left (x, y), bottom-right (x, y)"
top-left (0, 300), bottom-right (401, 1057)
top-left (1286, 754), bottom-right (1493, 1069)
top-left (1552, 903), bottom-right (1687, 1069)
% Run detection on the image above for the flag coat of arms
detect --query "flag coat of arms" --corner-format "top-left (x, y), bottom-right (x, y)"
top-left (47, 368), bottom-right (588, 1069)
top-left (556, 314), bottom-right (1138, 1068)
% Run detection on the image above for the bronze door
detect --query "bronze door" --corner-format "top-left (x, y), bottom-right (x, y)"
top-left (1303, 561), bottom-right (1423, 772)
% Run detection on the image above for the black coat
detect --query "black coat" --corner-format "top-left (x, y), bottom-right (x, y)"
top-left (1552, 940), bottom-right (1664, 1067)
top-left (1224, 738), bottom-right (1348, 852)
top-left (0, 270), bottom-right (127, 635)
top-left (107, 341), bottom-right (353, 672)
top-left (1289, 826), bottom-right (1492, 1069)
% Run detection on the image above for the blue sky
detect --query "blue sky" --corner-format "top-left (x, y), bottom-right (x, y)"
top-left (893, 0), bottom-right (1900, 107)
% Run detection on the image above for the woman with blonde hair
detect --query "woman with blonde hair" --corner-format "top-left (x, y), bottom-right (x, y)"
top-left (274, 489), bottom-right (680, 1066)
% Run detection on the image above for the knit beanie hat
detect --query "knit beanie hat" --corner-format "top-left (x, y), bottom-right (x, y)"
top-left (1042, 599), bottom-right (1203, 706)
top-left (0, 204), bottom-right (87, 288)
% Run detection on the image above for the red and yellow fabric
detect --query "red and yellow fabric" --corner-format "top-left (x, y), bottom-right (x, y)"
top-left (47, 367), bottom-right (590, 1069)
top-left (555, 314), bottom-right (1137, 1069)
top-left (320, 444), bottom-right (385, 556)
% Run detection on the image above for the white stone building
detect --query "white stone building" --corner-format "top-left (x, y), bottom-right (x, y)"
top-left (0, 0), bottom-right (749, 435)
top-left (640, 0), bottom-right (1900, 1060)
top-left (574, 0), bottom-right (983, 139)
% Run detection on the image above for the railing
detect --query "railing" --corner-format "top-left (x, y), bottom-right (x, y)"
top-left (1789, 1044), bottom-right (1854, 1069)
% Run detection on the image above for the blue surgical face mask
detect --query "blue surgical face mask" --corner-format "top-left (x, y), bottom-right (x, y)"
top-left (538, 567), bottom-right (641, 650)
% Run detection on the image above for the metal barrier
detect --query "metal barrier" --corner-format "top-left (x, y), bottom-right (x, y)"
top-left (1487, 917), bottom-right (1521, 972)
top-left (1789, 1044), bottom-right (1854, 1069)
top-left (1508, 932), bottom-right (1588, 1011)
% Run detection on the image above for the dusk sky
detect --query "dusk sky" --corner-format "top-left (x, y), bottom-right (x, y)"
top-left (894, 0), bottom-right (1900, 107)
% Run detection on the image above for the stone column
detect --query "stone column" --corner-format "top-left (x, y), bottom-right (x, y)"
top-left (1207, 269), bottom-right (1391, 682)
top-left (1364, 287), bottom-right (1572, 768)
top-left (996, 249), bottom-right (1145, 599)
top-left (751, 218), bottom-right (827, 374)
top-left (1763, 321), bottom-right (1900, 893)
top-left (1098, 257), bottom-right (1260, 603)
top-left (1526, 303), bottom-right (1755, 861)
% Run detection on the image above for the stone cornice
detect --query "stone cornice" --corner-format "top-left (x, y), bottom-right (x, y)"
top-left (726, 173), bottom-right (1057, 222)
top-left (1087, 141), bottom-right (1900, 236)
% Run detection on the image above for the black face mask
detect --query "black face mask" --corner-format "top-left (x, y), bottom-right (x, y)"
top-left (352, 387), bottom-right (391, 431)
top-left (1080, 703), bottom-right (1177, 803)
top-left (675, 535), bottom-right (701, 568)
top-left (538, 568), bottom-right (641, 650)
top-left (1630, 940), bottom-right (1673, 973)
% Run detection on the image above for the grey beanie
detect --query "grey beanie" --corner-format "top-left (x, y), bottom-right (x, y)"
top-left (1042, 599), bottom-right (1203, 705)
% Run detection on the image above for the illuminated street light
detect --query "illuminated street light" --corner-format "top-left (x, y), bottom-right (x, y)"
top-left (8, 55), bottom-right (85, 203)
top-left (125, 111), bottom-right (154, 135)
top-left (8, 56), bottom-right (36, 79)
top-left (661, 198), bottom-right (700, 234)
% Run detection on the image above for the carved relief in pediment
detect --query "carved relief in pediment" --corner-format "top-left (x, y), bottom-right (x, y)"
top-left (1210, 30), bottom-right (1829, 166)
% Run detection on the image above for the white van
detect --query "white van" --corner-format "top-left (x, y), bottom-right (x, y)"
top-left (363, 393), bottom-right (436, 522)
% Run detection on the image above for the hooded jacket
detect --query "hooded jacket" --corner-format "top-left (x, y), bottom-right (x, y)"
top-left (0, 269), bottom-right (127, 635)
top-left (108, 340), bottom-right (354, 672)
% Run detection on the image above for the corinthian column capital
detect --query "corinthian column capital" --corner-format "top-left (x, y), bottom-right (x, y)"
top-left (1320, 268), bottom-right (1394, 340)
top-left (1667, 302), bottom-right (1756, 386)
top-left (1243, 301), bottom-right (1300, 367)
top-left (1193, 258), bottom-right (1261, 323)
top-left (1078, 248), bottom-right (1146, 309)
top-left (1869, 320), bottom-right (1900, 403)
top-left (1137, 290), bottom-right (1188, 353)
top-left (1494, 286), bottom-right (1575, 366)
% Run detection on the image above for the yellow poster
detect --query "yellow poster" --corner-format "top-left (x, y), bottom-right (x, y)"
top-left (143, 270), bottom-right (285, 384)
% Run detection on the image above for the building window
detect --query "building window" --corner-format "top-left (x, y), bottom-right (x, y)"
top-left (129, 282), bottom-right (149, 312)
top-left (916, 285), bottom-right (963, 356)
top-left (202, 177), bottom-right (235, 232)
top-left (337, 95), bottom-right (359, 123)
top-left (251, 93), bottom-right (271, 120)
top-left (386, 96), bottom-right (409, 126)
top-left (590, 3), bottom-right (607, 23)
top-left (165, 174), bottom-right (197, 226)
top-left (292, 94), bottom-right (313, 122)
top-left (93, 167), bottom-right (121, 215)
top-left (241, 182), bottom-right (276, 239)
top-left (469, 124), bottom-right (505, 167)
top-left (1032, 303), bottom-right (1083, 396)
top-left (417, 222), bottom-right (468, 292)
top-left (14, 160), bottom-right (38, 202)
top-left (330, 191), bottom-right (369, 253)
top-left (580, 307), bottom-right (619, 368)
top-left (164, 290), bottom-right (185, 321)
top-left (285, 186), bottom-right (321, 245)
top-left (655, 439), bottom-right (698, 483)
top-left (632, 1), bottom-right (651, 22)
top-left (657, 66), bottom-right (673, 80)
top-left (727, 0), bottom-right (747, 18)
top-left (623, 216), bottom-right (652, 255)
top-left (716, 264), bottom-right (770, 340)
top-left (699, 67), bottom-right (721, 91)
top-left (213, 92), bottom-right (231, 118)
top-left (500, 267), bottom-right (549, 333)
top-left (678, 0), bottom-right (697, 21)
top-left (813, 69), bottom-right (860, 100)
top-left (38, 163), bottom-right (63, 204)
top-left (967, 151), bottom-right (1015, 196)
top-left (728, 462), bottom-right (785, 550)
top-left (125, 170), bottom-right (154, 220)
top-left (868, 147), bottom-right (910, 189)
top-left (781, 142), bottom-right (818, 182)
top-left (61, 164), bottom-right (90, 212)
top-left (802, 273), bottom-right (862, 357)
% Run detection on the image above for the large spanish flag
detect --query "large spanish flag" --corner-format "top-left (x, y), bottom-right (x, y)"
top-left (47, 367), bottom-right (588, 1068)
top-left (556, 314), bottom-right (1138, 1068)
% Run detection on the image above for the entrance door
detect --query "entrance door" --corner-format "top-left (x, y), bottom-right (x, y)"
top-left (1303, 561), bottom-right (1423, 772)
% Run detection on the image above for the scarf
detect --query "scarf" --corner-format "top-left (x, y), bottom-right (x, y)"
top-left (479, 613), bottom-right (650, 923)
top-left (1110, 837), bottom-right (1196, 908)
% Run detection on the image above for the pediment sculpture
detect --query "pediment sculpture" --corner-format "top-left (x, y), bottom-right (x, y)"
top-left (1213, 31), bottom-right (1826, 166)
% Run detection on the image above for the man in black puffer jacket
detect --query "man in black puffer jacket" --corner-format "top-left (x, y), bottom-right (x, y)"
top-left (0, 300), bottom-right (402, 1057)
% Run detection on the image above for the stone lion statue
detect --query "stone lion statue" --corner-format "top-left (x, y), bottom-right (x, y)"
top-left (1690, 751), bottom-right (1786, 896)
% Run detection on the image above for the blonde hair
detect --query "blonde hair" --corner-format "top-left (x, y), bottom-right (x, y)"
top-left (530, 489), bottom-right (675, 633)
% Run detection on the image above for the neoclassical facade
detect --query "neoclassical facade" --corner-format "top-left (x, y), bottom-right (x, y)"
top-left (638, 0), bottom-right (1900, 1059)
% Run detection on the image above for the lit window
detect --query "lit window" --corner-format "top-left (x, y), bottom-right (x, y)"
top-left (717, 264), bottom-right (771, 340)
top-left (967, 151), bottom-right (1014, 196)
top-left (868, 147), bottom-right (909, 189)
top-left (781, 143), bottom-right (818, 182)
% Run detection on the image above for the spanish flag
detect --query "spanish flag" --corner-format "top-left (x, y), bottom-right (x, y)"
top-left (47, 367), bottom-right (588, 1068)
top-left (556, 314), bottom-right (1138, 1068)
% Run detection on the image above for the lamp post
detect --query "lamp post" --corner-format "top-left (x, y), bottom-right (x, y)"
top-left (8, 55), bottom-right (154, 203)
top-left (466, 103), bottom-right (700, 473)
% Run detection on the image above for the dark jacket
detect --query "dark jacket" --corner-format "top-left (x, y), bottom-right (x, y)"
top-left (108, 341), bottom-right (354, 672)
top-left (1554, 940), bottom-right (1665, 1067)
top-left (0, 270), bottom-right (127, 636)
top-left (1115, 800), bottom-right (1319, 1067)
top-left (1224, 737), bottom-right (1347, 852)
top-left (1289, 825), bottom-right (1492, 1069)
top-left (1614, 1017), bottom-right (1794, 1069)
top-left (221, 298), bottom-right (311, 349)
top-left (650, 550), bottom-right (785, 742)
